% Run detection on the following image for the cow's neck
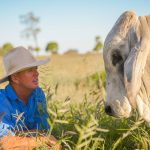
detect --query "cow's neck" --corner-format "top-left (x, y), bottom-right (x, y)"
top-left (140, 51), bottom-right (150, 107)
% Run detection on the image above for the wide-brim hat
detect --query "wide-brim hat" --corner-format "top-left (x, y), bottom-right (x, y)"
top-left (0, 46), bottom-right (50, 84)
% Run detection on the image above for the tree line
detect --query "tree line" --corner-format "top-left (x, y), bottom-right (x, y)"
top-left (0, 41), bottom-right (59, 56)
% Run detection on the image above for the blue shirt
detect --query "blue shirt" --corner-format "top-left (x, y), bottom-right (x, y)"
top-left (0, 84), bottom-right (50, 137)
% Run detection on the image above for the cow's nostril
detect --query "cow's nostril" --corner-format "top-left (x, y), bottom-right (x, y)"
top-left (105, 106), bottom-right (112, 114)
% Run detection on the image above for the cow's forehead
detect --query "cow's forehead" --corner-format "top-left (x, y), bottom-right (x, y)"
top-left (104, 35), bottom-right (126, 53)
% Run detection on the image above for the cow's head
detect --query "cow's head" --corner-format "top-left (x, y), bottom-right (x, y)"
top-left (103, 11), bottom-right (150, 121)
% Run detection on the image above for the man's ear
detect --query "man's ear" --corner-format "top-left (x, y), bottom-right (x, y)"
top-left (11, 74), bottom-right (19, 84)
top-left (124, 16), bottom-right (150, 108)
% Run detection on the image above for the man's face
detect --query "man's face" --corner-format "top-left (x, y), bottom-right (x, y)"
top-left (14, 67), bottom-right (39, 91)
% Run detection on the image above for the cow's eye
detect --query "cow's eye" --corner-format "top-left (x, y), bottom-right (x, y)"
top-left (112, 51), bottom-right (123, 66)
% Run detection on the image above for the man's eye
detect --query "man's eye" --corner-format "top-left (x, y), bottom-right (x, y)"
top-left (112, 51), bottom-right (123, 66)
top-left (28, 67), bottom-right (38, 72)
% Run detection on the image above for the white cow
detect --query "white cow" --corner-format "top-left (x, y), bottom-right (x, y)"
top-left (103, 11), bottom-right (150, 123)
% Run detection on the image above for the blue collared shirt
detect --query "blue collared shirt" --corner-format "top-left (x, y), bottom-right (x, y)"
top-left (0, 84), bottom-right (50, 137)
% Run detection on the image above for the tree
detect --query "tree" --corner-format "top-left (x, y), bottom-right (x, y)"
top-left (20, 12), bottom-right (41, 54)
top-left (0, 43), bottom-right (14, 56)
top-left (93, 36), bottom-right (103, 52)
top-left (45, 42), bottom-right (59, 54)
top-left (35, 47), bottom-right (40, 54)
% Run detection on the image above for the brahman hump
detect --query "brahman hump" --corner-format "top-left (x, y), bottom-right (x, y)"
top-left (103, 11), bottom-right (150, 122)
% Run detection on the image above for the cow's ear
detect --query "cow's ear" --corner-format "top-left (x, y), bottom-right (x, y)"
top-left (124, 16), bottom-right (150, 108)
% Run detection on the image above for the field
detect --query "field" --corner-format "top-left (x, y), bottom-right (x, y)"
top-left (0, 53), bottom-right (150, 150)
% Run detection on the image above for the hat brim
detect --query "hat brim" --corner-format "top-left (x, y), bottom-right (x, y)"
top-left (0, 59), bottom-right (50, 84)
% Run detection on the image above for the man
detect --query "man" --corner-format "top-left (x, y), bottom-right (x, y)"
top-left (0, 46), bottom-right (61, 149)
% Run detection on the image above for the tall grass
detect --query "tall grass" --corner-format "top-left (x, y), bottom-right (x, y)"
top-left (44, 83), bottom-right (150, 150)
top-left (40, 54), bottom-right (150, 150)
top-left (1, 53), bottom-right (150, 149)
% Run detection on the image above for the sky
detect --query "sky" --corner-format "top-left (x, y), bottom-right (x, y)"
top-left (0, 0), bottom-right (150, 54)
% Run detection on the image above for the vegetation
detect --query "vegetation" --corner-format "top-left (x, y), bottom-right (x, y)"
top-left (46, 41), bottom-right (59, 54)
top-left (0, 53), bottom-right (150, 149)
top-left (39, 53), bottom-right (150, 150)
top-left (0, 43), bottom-right (13, 56)
top-left (93, 36), bottom-right (103, 52)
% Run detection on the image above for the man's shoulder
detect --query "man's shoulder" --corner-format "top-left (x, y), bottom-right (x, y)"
top-left (0, 89), bottom-right (12, 111)
top-left (0, 89), bottom-right (7, 100)
top-left (0, 88), bottom-right (5, 93)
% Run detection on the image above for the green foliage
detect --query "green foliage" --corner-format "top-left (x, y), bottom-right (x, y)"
top-left (0, 42), bottom-right (13, 56)
top-left (47, 93), bottom-right (106, 149)
top-left (87, 72), bottom-right (101, 89)
top-left (86, 71), bottom-right (106, 90)
top-left (93, 36), bottom-right (103, 52)
top-left (46, 89), bottom-right (149, 150)
top-left (35, 47), bottom-right (40, 55)
top-left (42, 80), bottom-right (150, 150)
top-left (100, 71), bottom-right (106, 89)
top-left (45, 42), bottom-right (59, 54)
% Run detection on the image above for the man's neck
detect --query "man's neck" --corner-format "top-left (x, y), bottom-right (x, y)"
top-left (11, 84), bottom-right (32, 104)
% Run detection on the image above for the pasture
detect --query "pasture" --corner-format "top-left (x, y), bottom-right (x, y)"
top-left (0, 53), bottom-right (150, 150)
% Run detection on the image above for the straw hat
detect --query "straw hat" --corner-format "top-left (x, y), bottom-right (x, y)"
top-left (0, 46), bottom-right (49, 83)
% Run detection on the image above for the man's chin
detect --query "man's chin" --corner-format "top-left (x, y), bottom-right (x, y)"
top-left (31, 84), bottom-right (39, 90)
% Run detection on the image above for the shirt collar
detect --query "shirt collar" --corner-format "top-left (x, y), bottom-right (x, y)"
top-left (5, 84), bottom-right (19, 101)
top-left (5, 84), bottom-right (38, 102)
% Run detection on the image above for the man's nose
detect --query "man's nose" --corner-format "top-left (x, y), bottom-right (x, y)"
top-left (33, 68), bottom-right (39, 76)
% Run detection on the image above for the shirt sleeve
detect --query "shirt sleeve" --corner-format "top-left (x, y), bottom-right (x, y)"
top-left (34, 87), bottom-right (50, 130)
top-left (0, 122), bottom-right (15, 138)
top-left (0, 93), bottom-right (15, 137)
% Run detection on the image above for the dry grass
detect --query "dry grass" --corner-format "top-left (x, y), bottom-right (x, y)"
top-left (15, 52), bottom-right (103, 103)
top-left (41, 53), bottom-right (104, 102)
